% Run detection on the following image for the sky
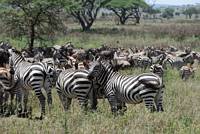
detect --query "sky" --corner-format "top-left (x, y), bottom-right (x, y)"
top-left (146, 0), bottom-right (200, 5)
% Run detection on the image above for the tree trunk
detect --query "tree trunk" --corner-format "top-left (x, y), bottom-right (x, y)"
top-left (189, 14), bottom-right (192, 19)
top-left (28, 24), bottom-right (35, 53)
top-left (135, 16), bottom-right (140, 24)
top-left (119, 17), bottom-right (126, 25)
top-left (81, 22), bottom-right (93, 31)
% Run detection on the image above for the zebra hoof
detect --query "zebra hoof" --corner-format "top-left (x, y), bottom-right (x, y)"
top-left (157, 107), bottom-right (164, 112)
top-left (17, 113), bottom-right (23, 118)
top-left (35, 115), bottom-right (43, 120)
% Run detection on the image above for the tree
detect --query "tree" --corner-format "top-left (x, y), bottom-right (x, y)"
top-left (162, 8), bottom-right (174, 19)
top-left (0, 0), bottom-right (63, 52)
top-left (64, 0), bottom-right (111, 31)
top-left (183, 7), bottom-right (198, 19)
top-left (144, 6), bottom-right (161, 19)
top-left (106, 0), bottom-right (148, 25)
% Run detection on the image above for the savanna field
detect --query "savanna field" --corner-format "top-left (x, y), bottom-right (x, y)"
top-left (1, 19), bottom-right (200, 134)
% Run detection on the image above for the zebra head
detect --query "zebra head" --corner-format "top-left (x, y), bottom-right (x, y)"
top-left (150, 64), bottom-right (164, 77)
top-left (8, 48), bottom-right (24, 69)
top-left (87, 60), bottom-right (103, 80)
top-left (87, 59), bottom-right (115, 82)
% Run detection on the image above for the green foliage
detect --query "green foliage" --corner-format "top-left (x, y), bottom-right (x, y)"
top-left (106, 0), bottom-right (148, 8)
top-left (64, 0), bottom-right (111, 31)
top-left (144, 7), bottom-right (161, 15)
top-left (162, 8), bottom-right (174, 19)
top-left (183, 7), bottom-right (198, 19)
top-left (0, 0), bottom-right (64, 50)
top-left (105, 0), bottom-right (148, 24)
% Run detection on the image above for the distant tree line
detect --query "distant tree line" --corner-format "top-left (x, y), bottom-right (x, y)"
top-left (0, 0), bottom-right (200, 51)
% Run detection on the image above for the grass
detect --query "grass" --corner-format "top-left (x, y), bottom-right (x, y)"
top-left (1, 20), bottom-right (200, 134)
top-left (1, 68), bottom-right (200, 134)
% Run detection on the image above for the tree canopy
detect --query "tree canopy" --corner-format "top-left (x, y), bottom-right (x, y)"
top-left (64, 0), bottom-right (111, 31)
top-left (162, 8), bottom-right (174, 19)
top-left (106, 0), bottom-right (148, 24)
top-left (0, 0), bottom-right (64, 51)
top-left (183, 7), bottom-right (198, 19)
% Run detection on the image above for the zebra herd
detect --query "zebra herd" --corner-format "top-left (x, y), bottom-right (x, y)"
top-left (0, 42), bottom-right (199, 119)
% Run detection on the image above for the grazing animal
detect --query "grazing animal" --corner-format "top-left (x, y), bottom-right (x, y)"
top-left (0, 67), bottom-right (15, 116)
top-left (180, 65), bottom-right (195, 81)
top-left (0, 49), bottom-right (55, 119)
top-left (150, 64), bottom-right (164, 78)
top-left (87, 60), bottom-right (164, 114)
top-left (56, 69), bottom-right (97, 111)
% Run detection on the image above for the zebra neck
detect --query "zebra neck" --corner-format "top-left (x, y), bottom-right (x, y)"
top-left (12, 54), bottom-right (24, 69)
top-left (98, 68), bottom-right (116, 86)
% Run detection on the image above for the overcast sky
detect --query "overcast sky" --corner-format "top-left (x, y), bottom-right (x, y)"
top-left (146, 0), bottom-right (200, 5)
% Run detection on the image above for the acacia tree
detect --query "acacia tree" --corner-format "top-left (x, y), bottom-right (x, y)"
top-left (65, 0), bottom-right (111, 31)
top-left (0, 0), bottom-right (64, 52)
top-left (183, 7), bottom-right (198, 19)
top-left (144, 6), bottom-right (161, 19)
top-left (162, 8), bottom-right (174, 19)
top-left (106, 0), bottom-right (148, 25)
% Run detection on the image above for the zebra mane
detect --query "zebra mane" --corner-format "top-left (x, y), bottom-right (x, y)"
top-left (100, 60), bottom-right (115, 72)
top-left (11, 49), bottom-right (25, 61)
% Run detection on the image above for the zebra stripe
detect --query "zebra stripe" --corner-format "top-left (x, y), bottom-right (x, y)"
top-left (180, 65), bottom-right (195, 80)
top-left (56, 69), bottom-right (97, 111)
top-left (0, 68), bottom-right (15, 116)
top-left (4, 49), bottom-right (55, 119)
top-left (87, 60), bottom-right (164, 113)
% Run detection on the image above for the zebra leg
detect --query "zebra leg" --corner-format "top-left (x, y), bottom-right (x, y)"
top-left (44, 87), bottom-right (52, 113)
top-left (34, 89), bottom-right (46, 120)
top-left (44, 80), bottom-right (53, 108)
top-left (140, 89), bottom-right (156, 112)
top-left (155, 88), bottom-right (164, 112)
top-left (16, 89), bottom-right (23, 117)
top-left (78, 97), bottom-right (88, 112)
top-left (3, 92), bottom-right (11, 117)
top-left (143, 97), bottom-right (156, 112)
top-left (57, 91), bottom-right (71, 111)
top-left (88, 88), bottom-right (98, 111)
top-left (23, 90), bottom-right (29, 118)
top-left (117, 101), bottom-right (127, 115)
top-left (0, 91), bottom-right (3, 115)
top-left (107, 94), bottom-right (118, 114)
top-left (10, 92), bottom-right (16, 115)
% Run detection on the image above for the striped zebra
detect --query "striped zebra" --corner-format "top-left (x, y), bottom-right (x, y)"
top-left (180, 65), bottom-right (195, 81)
top-left (136, 56), bottom-right (152, 70)
top-left (87, 60), bottom-right (164, 114)
top-left (150, 64), bottom-right (164, 78)
top-left (0, 67), bottom-right (15, 116)
top-left (0, 49), bottom-right (55, 119)
top-left (53, 49), bottom-right (71, 69)
top-left (56, 69), bottom-right (97, 111)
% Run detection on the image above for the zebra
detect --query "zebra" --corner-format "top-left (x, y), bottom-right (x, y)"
top-left (180, 65), bottom-right (195, 81)
top-left (150, 64), bottom-right (164, 78)
top-left (53, 49), bottom-right (71, 69)
top-left (56, 69), bottom-right (98, 111)
top-left (163, 52), bottom-right (200, 69)
top-left (136, 56), bottom-right (152, 70)
top-left (0, 48), bottom-right (55, 119)
top-left (0, 67), bottom-right (15, 116)
top-left (87, 60), bottom-right (164, 114)
top-left (33, 51), bottom-right (44, 62)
